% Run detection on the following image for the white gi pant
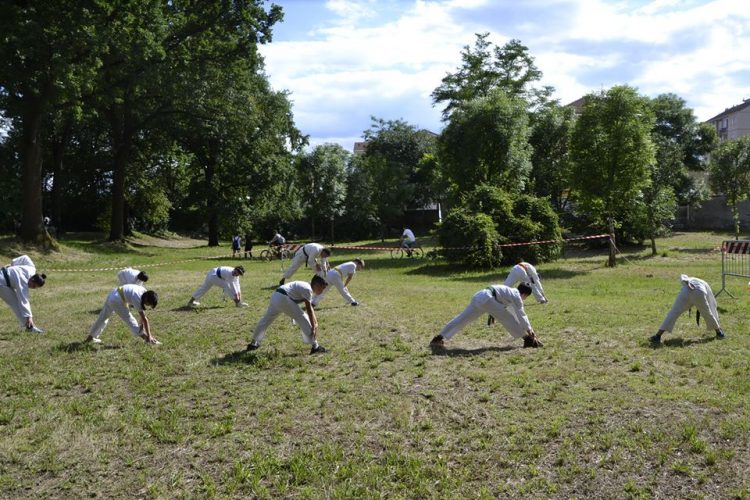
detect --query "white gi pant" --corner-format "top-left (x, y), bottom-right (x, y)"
top-left (440, 289), bottom-right (527, 340)
top-left (312, 270), bottom-right (354, 306)
top-left (504, 266), bottom-right (546, 303)
top-left (89, 289), bottom-right (141, 339)
top-left (659, 283), bottom-right (720, 332)
top-left (252, 292), bottom-right (315, 345)
top-left (192, 272), bottom-right (233, 300)
top-left (282, 250), bottom-right (310, 280)
top-left (0, 286), bottom-right (27, 326)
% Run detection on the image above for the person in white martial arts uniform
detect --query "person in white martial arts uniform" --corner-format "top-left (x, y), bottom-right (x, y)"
top-left (400, 227), bottom-right (417, 257)
top-left (504, 261), bottom-right (548, 304)
top-left (247, 275), bottom-right (329, 354)
top-left (312, 258), bottom-right (365, 307)
top-left (279, 243), bottom-right (331, 286)
top-left (430, 283), bottom-right (543, 348)
top-left (650, 274), bottom-right (725, 344)
top-left (187, 265), bottom-right (247, 307)
top-left (117, 267), bottom-right (149, 286)
top-left (85, 284), bottom-right (160, 344)
top-left (0, 255), bottom-right (46, 333)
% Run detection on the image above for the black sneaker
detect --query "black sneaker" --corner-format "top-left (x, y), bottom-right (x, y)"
top-left (430, 335), bottom-right (445, 346)
top-left (351, 301), bottom-right (359, 306)
top-left (716, 330), bottom-right (726, 339)
top-left (649, 334), bottom-right (662, 344)
top-left (310, 344), bottom-right (328, 354)
top-left (279, 278), bottom-right (285, 286)
top-left (246, 342), bottom-right (260, 351)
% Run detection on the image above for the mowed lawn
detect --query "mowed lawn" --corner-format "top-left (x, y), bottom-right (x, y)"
top-left (0, 231), bottom-right (749, 498)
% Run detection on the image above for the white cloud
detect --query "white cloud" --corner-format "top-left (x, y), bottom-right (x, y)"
top-left (262, 0), bottom-right (750, 148)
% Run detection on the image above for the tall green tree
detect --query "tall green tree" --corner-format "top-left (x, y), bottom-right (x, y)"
top-left (708, 136), bottom-right (750, 238)
top-left (0, 1), bottom-right (104, 243)
top-left (438, 89), bottom-right (532, 196)
top-left (361, 118), bottom-right (437, 238)
top-left (528, 103), bottom-right (575, 210)
top-left (570, 85), bottom-right (655, 266)
top-left (298, 144), bottom-right (348, 241)
top-left (432, 33), bottom-right (552, 120)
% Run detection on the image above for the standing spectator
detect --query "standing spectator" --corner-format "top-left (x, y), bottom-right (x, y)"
top-left (232, 234), bottom-right (242, 258)
top-left (244, 233), bottom-right (254, 259)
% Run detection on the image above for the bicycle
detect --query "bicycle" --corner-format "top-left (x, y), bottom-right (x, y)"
top-left (259, 245), bottom-right (290, 261)
top-left (390, 244), bottom-right (424, 259)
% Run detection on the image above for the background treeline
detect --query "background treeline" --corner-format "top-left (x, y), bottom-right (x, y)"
top-left (3, 4), bottom-right (747, 266)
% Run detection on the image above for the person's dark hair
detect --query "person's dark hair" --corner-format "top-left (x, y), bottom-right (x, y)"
top-left (320, 248), bottom-right (331, 257)
top-left (353, 258), bottom-right (365, 268)
top-left (517, 283), bottom-right (532, 296)
top-left (311, 275), bottom-right (327, 288)
top-left (29, 273), bottom-right (46, 287)
top-left (234, 265), bottom-right (245, 275)
top-left (137, 271), bottom-right (149, 282)
top-left (141, 290), bottom-right (158, 309)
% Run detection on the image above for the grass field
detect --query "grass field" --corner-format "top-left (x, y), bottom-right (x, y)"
top-left (1, 231), bottom-right (749, 498)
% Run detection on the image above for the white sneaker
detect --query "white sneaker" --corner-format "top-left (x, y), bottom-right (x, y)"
top-left (236, 302), bottom-right (249, 308)
top-left (85, 336), bottom-right (102, 344)
top-left (188, 300), bottom-right (200, 307)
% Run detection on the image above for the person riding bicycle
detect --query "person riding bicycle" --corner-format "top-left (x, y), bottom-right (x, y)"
top-left (399, 227), bottom-right (417, 257)
top-left (269, 230), bottom-right (286, 257)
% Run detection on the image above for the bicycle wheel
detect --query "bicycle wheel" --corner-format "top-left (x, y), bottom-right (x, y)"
top-left (390, 248), bottom-right (404, 259)
top-left (259, 249), bottom-right (272, 262)
top-left (412, 246), bottom-right (424, 258)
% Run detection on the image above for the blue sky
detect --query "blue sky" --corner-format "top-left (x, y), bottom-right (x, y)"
top-left (260, 0), bottom-right (750, 151)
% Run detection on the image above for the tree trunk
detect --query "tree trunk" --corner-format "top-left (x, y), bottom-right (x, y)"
top-left (205, 158), bottom-right (219, 247)
top-left (108, 107), bottom-right (131, 241)
top-left (607, 218), bottom-right (617, 267)
top-left (650, 236), bottom-right (657, 256)
top-left (50, 118), bottom-right (72, 235)
top-left (19, 95), bottom-right (46, 242)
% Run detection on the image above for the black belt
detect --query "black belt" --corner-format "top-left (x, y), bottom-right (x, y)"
top-left (302, 247), bottom-right (309, 267)
top-left (487, 286), bottom-right (496, 298)
top-left (1, 267), bottom-right (10, 288)
top-left (216, 268), bottom-right (222, 278)
top-left (276, 287), bottom-right (304, 303)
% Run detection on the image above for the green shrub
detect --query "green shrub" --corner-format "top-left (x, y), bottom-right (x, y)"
top-left (461, 185), bottom-right (561, 264)
top-left (437, 209), bottom-right (502, 268)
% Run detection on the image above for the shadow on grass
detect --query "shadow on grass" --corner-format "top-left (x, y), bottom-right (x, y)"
top-left (53, 341), bottom-right (123, 353)
top-left (648, 336), bottom-right (718, 349)
top-left (429, 345), bottom-right (519, 356)
top-left (172, 305), bottom-right (226, 312)
top-left (213, 349), bottom-right (268, 366)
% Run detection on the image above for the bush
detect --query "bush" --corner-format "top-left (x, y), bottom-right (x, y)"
top-left (437, 209), bottom-right (502, 268)
top-left (441, 185), bottom-right (562, 267)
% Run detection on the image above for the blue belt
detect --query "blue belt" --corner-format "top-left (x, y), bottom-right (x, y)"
top-left (216, 268), bottom-right (222, 278)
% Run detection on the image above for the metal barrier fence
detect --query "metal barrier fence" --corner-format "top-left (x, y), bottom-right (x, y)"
top-left (716, 240), bottom-right (750, 297)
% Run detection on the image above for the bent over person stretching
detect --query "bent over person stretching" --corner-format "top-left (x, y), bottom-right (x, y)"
top-left (430, 283), bottom-right (543, 348)
top-left (650, 274), bottom-right (725, 344)
top-left (248, 275), bottom-right (329, 355)
top-left (188, 266), bottom-right (247, 308)
top-left (279, 243), bottom-right (330, 286)
top-left (504, 261), bottom-right (548, 304)
top-left (86, 284), bottom-right (160, 345)
top-left (0, 255), bottom-right (46, 333)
